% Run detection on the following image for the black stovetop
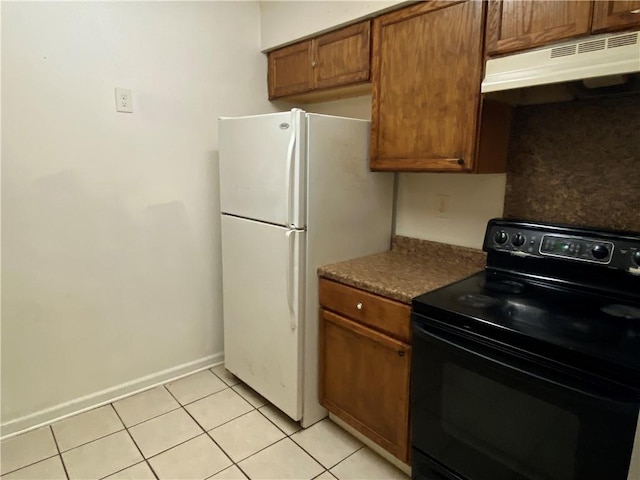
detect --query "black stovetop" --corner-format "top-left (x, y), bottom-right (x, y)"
top-left (413, 271), bottom-right (640, 382)
top-left (412, 219), bottom-right (640, 391)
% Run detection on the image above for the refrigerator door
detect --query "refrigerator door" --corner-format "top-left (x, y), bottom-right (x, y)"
top-left (219, 109), bottom-right (306, 228)
top-left (221, 214), bottom-right (304, 420)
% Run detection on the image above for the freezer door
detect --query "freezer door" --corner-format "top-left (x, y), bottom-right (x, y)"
top-left (221, 214), bottom-right (304, 420)
top-left (219, 110), bottom-right (305, 228)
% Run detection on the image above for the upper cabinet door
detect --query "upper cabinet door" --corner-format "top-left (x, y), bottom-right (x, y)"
top-left (268, 40), bottom-right (313, 99)
top-left (592, 1), bottom-right (640, 33)
top-left (313, 22), bottom-right (371, 90)
top-left (370, 1), bottom-right (484, 172)
top-left (267, 21), bottom-right (371, 101)
top-left (486, 0), bottom-right (593, 55)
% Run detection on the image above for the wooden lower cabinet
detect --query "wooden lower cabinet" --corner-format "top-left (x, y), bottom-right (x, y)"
top-left (319, 308), bottom-right (411, 463)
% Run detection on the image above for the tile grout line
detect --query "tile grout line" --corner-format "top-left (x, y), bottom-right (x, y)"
top-left (108, 403), bottom-right (159, 480)
top-left (205, 407), bottom-right (257, 435)
top-left (218, 426), bottom-right (288, 465)
top-left (0, 370), bottom-right (235, 477)
top-left (43, 404), bottom-right (131, 460)
top-left (204, 366), bottom-right (274, 478)
top-left (115, 375), bottom-right (233, 429)
top-left (311, 470), bottom-right (332, 480)
top-left (231, 436), bottom-right (292, 466)
top-left (282, 436), bottom-right (332, 473)
top-left (166, 370), bottom-right (232, 407)
top-left (163, 379), bottom-right (320, 479)
top-left (3, 367), bottom-right (369, 480)
top-left (230, 385), bottom-right (269, 409)
top-left (163, 383), bottom-right (240, 474)
top-left (169, 386), bottom-right (272, 480)
top-left (49, 425), bottom-right (71, 480)
top-left (225, 461), bottom-right (251, 480)
top-left (48, 427), bottom-right (129, 459)
top-left (0, 452), bottom-right (62, 477)
top-left (289, 422), bottom-right (366, 472)
top-left (0, 427), bottom-right (68, 477)
top-left (255, 406), bottom-right (303, 439)
top-left (228, 407), bottom-right (358, 476)
top-left (2, 376), bottom-right (231, 479)
top-left (117, 404), bottom-right (184, 429)
top-left (326, 445), bottom-right (366, 473)
top-left (209, 367), bottom-right (241, 388)
top-left (253, 407), bottom-right (355, 473)
top-left (176, 386), bottom-right (231, 407)
top-left (110, 384), bottom-right (256, 471)
top-left (36, 380), bottom-right (237, 471)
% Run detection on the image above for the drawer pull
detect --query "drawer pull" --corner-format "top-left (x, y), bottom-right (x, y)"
top-left (356, 302), bottom-right (363, 310)
top-left (397, 350), bottom-right (405, 357)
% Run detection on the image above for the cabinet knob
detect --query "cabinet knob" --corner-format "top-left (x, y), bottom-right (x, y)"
top-left (457, 158), bottom-right (465, 165)
top-left (397, 350), bottom-right (405, 357)
top-left (311, 60), bottom-right (317, 67)
top-left (356, 302), bottom-right (363, 310)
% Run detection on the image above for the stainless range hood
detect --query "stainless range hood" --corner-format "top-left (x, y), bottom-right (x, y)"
top-left (481, 31), bottom-right (640, 101)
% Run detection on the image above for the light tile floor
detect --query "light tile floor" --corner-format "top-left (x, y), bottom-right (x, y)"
top-left (1, 365), bottom-right (409, 480)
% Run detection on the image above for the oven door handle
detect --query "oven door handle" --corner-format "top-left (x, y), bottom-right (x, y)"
top-left (414, 322), bottom-right (638, 405)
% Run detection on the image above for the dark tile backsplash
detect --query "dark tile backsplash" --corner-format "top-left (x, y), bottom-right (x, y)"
top-left (503, 94), bottom-right (640, 232)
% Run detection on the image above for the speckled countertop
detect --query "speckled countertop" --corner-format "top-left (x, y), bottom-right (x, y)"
top-left (318, 236), bottom-right (487, 304)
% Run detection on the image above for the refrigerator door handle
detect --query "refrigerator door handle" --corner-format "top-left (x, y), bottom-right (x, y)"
top-left (285, 113), bottom-right (296, 228)
top-left (286, 229), bottom-right (296, 331)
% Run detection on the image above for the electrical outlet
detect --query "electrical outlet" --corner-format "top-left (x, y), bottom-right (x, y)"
top-left (115, 87), bottom-right (133, 113)
top-left (436, 193), bottom-right (450, 218)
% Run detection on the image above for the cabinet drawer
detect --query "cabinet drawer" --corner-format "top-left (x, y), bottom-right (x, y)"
top-left (319, 278), bottom-right (411, 343)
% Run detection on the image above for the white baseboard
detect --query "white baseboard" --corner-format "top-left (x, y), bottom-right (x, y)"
top-left (1, 352), bottom-right (224, 440)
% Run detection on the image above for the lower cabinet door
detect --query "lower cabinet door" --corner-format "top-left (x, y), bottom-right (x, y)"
top-left (319, 308), bottom-right (411, 462)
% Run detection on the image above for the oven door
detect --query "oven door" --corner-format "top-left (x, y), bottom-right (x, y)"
top-left (411, 316), bottom-right (639, 480)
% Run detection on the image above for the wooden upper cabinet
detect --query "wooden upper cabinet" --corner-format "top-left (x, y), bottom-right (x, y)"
top-left (592, 1), bottom-right (640, 33)
top-left (268, 41), bottom-right (313, 99)
top-left (371, 1), bottom-right (492, 172)
top-left (267, 21), bottom-right (371, 101)
top-left (486, 0), bottom-right (593, 56)
top-left (314, 22), bottom-right (370, 90)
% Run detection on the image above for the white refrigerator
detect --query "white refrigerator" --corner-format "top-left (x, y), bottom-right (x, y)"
top-left (219, 109), bottom-right (393, 427)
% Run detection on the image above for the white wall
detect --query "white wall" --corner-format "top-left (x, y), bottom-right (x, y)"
top-left (1, 1), bottom-right (276, 435)
top-left (395, 174), bottom-right (506, 249)
top-left (259, 0), bottom-right (405, 50)
top-left (304, 95), bottom-right (373, 120)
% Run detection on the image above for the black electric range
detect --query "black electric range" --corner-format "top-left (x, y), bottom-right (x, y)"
top-left (410, 218), bottom-right (640, 480)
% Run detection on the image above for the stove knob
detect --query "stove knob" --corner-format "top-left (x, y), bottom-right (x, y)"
top-left (512, 233), bottom-right (526, 247)
top-left (632, 251), bottom-right (640, 266)
top-left (591, 244), bottom-right (609, 260)
top-left (494, 230), bottom-right (508, 244)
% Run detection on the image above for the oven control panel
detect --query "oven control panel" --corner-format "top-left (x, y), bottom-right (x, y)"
top-left (539, 235), bottom-right (613, 263)
top-left (484, 219), bottom-right (640, 271)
